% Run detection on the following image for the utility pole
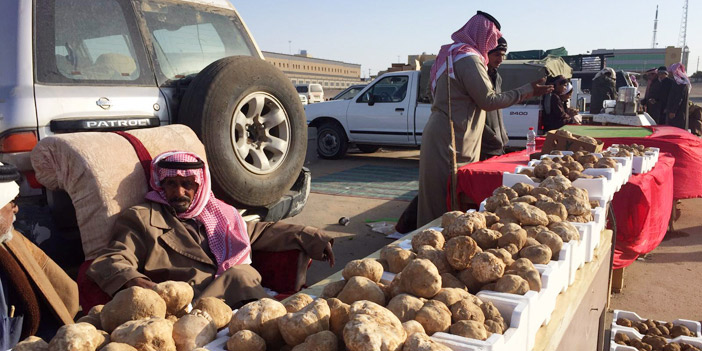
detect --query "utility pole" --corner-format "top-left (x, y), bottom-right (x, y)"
top-left (368, 68), bottom-right (372, 79)
top-left (651, 5), bottom-right (658, 48)
top-left (678, 0), bottom-right (689, 67)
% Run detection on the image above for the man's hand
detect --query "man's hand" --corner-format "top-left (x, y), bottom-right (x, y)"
top-left (322, 242), bottom-right (335, 268)
top-left (531, 78), bottom-right (554, 97)
top-left (125, 277), bottom-right (156, 290)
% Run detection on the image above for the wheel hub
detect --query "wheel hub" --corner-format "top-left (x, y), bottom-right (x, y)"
top-left (231, 92), bottom-right (291, 175)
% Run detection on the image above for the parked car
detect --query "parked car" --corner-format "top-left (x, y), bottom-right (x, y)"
top-left (296, 83), bottom-right (324, 103)
top-left (305, 57), bottom-right (572, 159)
top-left (0, 0), bottom-right (309, 222)
top-left (330, 84), bottom-right (367, 100)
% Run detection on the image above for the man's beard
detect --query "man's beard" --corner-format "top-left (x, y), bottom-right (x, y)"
top-left (169, 197), bottom-right (192, 214)
top-left (0, 215), bottom-right (15, 243)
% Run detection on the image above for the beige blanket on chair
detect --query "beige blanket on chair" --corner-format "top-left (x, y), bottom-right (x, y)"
top-left (30, 125), bottom-right (207, 259)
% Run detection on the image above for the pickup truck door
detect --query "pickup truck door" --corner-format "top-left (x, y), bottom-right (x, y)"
top-left (346, 74), bottom-right (411, 144)
top-left (33, 0), bottom-right (167, 140)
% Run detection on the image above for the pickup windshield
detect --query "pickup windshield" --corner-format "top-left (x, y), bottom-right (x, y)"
top-left (137, 0), bottom-right (256, 84)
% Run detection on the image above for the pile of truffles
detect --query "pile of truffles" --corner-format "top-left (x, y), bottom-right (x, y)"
top-left (223, 257), bottom-right (490, 351)
top-left (13, 281), bottom-right (233, 351)
top-left (521, 152), bottom-right (615, 182)
top-left (614, 332), bottom-right (700, 351)
top-left (605, 144), bottom-right (656, 157)
top-left (553, 129), bottom-right (599, 146)
top-left (617, 318), bottom-right (697, 339)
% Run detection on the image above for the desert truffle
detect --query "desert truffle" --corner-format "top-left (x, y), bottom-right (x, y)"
top-left (387, 294), bottom-right (425, 322)
top-left (497, 223), bottom-right (527, 250)
top-left (229, 298), bottom-right (287, 347)
top-left (343, 258), bottom-right (384, 283)
top-left (290, 331), bottom-right (338, 351)
top-left (442, 236), bottom-right (482, 272)
top-left (450, 320), bottom-right (489, 341)
top-left (227, 330), bottom-right (266, 351)
top-left (284, 293), bottom-right (315, 313)
top-left (380, 246), bottom-right (416, 274)
top-left (326, 298), bottom-right (350, 338)
top-left (415, 300), bottom-right (452, 335)
top-left (548, 222), bottom-right (580, 242)
top-left (471, 228), bottom-right (502, 250)
top-left (493, 186), bottom-right (518, 200)
top-left (278, 298), bottom-right (331, 346)
top-left (343, 301), bottom-right (406, 351)
top-left (432, 288), bottom-right (475, 310)
top-left (402, 320), bottom-right (426, 336)
top-left (470, 252), bottom-right (505, 283)
top-left (193, 297), bottom-right (233, 329)
top-left (320, 280), bottom-right (347, 298)
top-left (417, 245), bottom-right (453, 274)
top-left (336, 276), bottom-right (386, 306)
top-left (512, 202), bottom-right (549, 226)
top-left (443, 212), bottom-right (486, 239)
top-left (519, 244), bottom-right (552, 265)
top-left (402, 333), bottom-right (452, 351)
top-left (100, 343), bottom-right (138, 351)
top-left (172, 309), bottom-right (217, 351)
top-left (450, 300), bottom-right (485, 323)
top-left (399, 259), bottom-right (442, 298)
top-left (412, 229), bottom-right (445, 251)
top-left (110, 317), bottom-right (176, 351)
top-left (153, 281), bottom-right (193, 316)
top-left (535, 230), bottom-right (563, 257)
top-left (100, 287), bottom-right (167, 332)
top-left (14, 336), bottom-right (48, 351)
top-left (494, 274), bottom-right (530, 295)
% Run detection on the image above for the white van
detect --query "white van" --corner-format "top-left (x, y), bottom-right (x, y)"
top-left (296, 84), bottom-right (324, 103)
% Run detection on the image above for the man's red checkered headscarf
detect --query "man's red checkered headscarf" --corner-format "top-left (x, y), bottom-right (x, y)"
top-left (145, 151), bottom-right (251, 276)
top-left (430, 13), bottom-right (502, 93)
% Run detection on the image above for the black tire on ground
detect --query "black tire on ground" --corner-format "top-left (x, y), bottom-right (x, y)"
top-left (357, 144), bottom-right (381, 153)
top-left (178, 56), bottom-right (307, 207)
top-left (317, 122), bottom-right (348, 159)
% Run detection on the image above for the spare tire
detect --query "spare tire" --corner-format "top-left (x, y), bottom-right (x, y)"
top-left (178, 56), bottom-right (307, 207)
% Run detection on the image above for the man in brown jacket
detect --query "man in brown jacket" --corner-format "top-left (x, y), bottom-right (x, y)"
top-left (88, 151), bottom-right (334, 308)
top-left (0, 162), bottom-right (78, 347)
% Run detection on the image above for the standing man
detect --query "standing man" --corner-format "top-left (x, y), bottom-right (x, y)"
top-left (664, 63), bottom-right (691, 130)
top-left (589, 68), bottom-right (617, 114)
top-left (640, 68), bottom-right (658, 113)
top-left (0, 162), bottom-right (79, 348)
top-left (480, 37), bottom-right (509, 160)
top-left (647, 66), bottom-right (673, 124)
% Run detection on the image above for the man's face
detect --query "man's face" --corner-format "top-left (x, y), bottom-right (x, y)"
top-left (162, 176), bottom-right (199, 213)
top-left (658, 72), bottom-right (668, 81)
top-left (0, 200), bottom-right (18, 236)
top-left (487, 50), bottom-right (505, 70)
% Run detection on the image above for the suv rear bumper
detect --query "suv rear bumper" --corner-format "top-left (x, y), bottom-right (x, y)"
top-left (259, 167), bottom-right (310, 222)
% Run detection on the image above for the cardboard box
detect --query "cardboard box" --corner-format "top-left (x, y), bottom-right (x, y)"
top-left (541, 130), bottom-right (604, 153)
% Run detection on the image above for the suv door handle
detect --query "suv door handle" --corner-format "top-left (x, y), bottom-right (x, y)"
top-left (395, 108), bottom-right (405, 112)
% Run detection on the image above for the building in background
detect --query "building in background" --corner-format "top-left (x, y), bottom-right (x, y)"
top-left (591, 46), bottom-right (683, 73)
top-left (262, 50), bottom-right (362, 95)
top-left (378, 53), bottom-right (437, 76)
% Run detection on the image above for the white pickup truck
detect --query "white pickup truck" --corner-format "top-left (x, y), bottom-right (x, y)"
top-left (305, 69), bottom-right (541, 159)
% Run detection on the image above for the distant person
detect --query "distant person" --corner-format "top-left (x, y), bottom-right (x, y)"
top-left (689, 102), bottom-right (702, 137)
top-left (0, 162), bottom-right (79, 348)
top-left (640, 68), bottom-right (658, 113)
top-left (480, 37), bottom-right (509, 161)
top-left (647, 66), bottom-right (673, 123)
top-left (543, 78), bottom-right (580, 131)
top-left (416, 11), bottom-right (552, 227)
top-left (589, 68), bottom-right (617, 114)
top-left (664, 63), bottom-right (691, 130)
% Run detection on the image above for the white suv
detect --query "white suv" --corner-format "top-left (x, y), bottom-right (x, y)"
top-left (296, 84), bottom-right (324, 103)
top-left (0, 0), bottom-right (309, 221)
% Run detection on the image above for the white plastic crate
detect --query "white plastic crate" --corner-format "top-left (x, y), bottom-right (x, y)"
top-left (432, 293), bottom-right (530, 351)
top-left (554, 242), bottom-right (572, 293)
top-left (610, 326), bottom-right (702, 351)
top-left (611, 309), bottom-right (702, 340)
top-left (204, 313), bottom-right (237, 350)
top-left (571, 206), bottom-right (606, 263)
top-left (535, 262), bottom-right (562, 326)
top-left (504, 166), bottom-right (615, 202)
top-left (566, 239), bottom-right (583, 286)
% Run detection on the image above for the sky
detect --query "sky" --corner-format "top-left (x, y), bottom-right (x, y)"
top-left (234, 1), bottom-right (700, 78)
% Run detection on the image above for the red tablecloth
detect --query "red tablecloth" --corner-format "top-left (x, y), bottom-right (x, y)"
top-left (454, 150), bottom-right (676, 269)
top-left (536, 126), bottom-right (702, 199)
top-left (612, 155), bottom-right (674, 269)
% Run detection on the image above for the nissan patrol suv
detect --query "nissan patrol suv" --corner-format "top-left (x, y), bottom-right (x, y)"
top-left (0, 0), bottom-right (309, 222)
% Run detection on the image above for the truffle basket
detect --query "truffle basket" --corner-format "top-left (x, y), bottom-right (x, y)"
top-left (432, 293), bottom-right (530, 351)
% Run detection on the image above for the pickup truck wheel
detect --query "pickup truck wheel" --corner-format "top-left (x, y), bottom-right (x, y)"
top-left (178, 56), bottom-right (306, 207)
top-left (357, 144), bottom-right (380, 153)
top-left (317, 123), bottom-right (348, 159)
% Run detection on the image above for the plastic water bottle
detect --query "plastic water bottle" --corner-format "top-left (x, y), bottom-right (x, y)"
top-left (526, 127), bottom-right (537, 155)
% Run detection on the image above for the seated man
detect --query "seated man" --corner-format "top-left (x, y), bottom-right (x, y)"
top-left (0, 162), bottom-right (79, 348)
top-left (87, 151), bottom-right (334, 308)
